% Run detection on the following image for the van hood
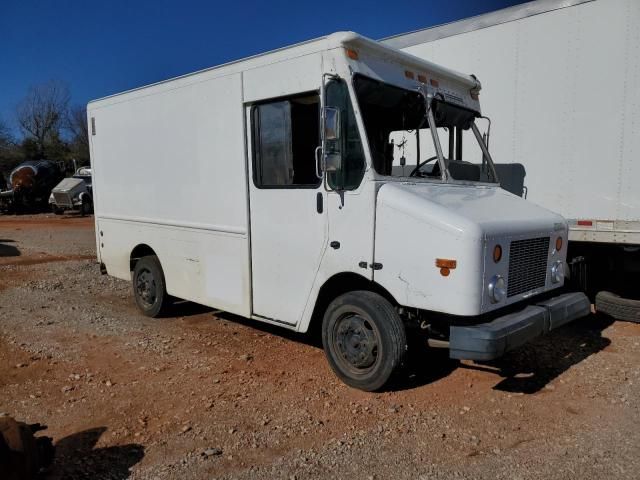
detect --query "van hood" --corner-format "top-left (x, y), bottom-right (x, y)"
top-left (377, 182), bottom-right (566, 239)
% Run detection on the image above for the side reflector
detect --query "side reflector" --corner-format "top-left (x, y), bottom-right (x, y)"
top-left (440, 267), bottom-right (450, 277)
top-left (556, 237), bottom-right (563, 251)
top-left (404, 70), bottom-right (415, 80)
top-left (430, 78), bottom-right (439, 87)
top-left (470, 92), bottom-right (479, 100)
top-left (493, 245), bottom-right (502, 263)
top-left (345, 48), bottom-right (358, 60)
top-left (435, 258), bottom-right (457, 269)
top-left (577, 220), bottom-right (593, 226)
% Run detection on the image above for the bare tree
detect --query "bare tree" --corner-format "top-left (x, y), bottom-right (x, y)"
top-left (0, 117), bottom-right (13, 148)
top-left (0, 117), bottom-right (22, 175)
top-left (67, 105), bottom-right (90, 164)
top-left (16, 80), bottom-right (70, 158)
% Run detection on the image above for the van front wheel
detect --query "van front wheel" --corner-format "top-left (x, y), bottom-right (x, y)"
top-left (322, 291), bottom-right (406, 391)
top-left (132, 255), bottom-right (168, 318)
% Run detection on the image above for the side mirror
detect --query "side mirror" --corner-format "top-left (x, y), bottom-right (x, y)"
top-left (324, 107), bottom-right (341, 140)
top-left (325, 152), bottom-right (342, 172)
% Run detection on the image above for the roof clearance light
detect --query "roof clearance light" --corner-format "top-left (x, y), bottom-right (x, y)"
top-left (430, 78), bottom-right (439, 87)
top-left (346, 48), bottom-right (359, 60)
top-left (404, 70), bottom-right (415, 80)
top-left (417, 74), bottom-right (427, 83)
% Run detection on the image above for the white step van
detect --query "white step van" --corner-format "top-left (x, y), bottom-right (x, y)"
top-left (88, 32), bottom-right (589, 391)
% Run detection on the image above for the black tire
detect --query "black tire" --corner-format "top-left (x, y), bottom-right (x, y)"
top-left (322, 291), bottom-right (407, 391)
top-left (132, 255), bottom-right (169, 318)
top-left (595, 291), bottom-right (640, 323)
top-left (52, 205), bottom-right (64, 215)
top-left (80, 198), bottom-right (93, 216)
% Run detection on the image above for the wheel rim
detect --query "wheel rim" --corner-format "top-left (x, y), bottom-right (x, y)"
top-left (333, 313), bottom-right (379, 373)
top-left (136, 268), bottom-right (157, 307)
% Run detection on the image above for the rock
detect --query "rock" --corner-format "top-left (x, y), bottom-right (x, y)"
top-left (181, 425), bottom-right (192, 434)
top-left (240, 354), bottom-right (253, 362)
top-left (203, 447), bottom-right (222, 457)
top-left (105, 380), bottom-right (113, 387)
top-left (15, 363), bottom-right (27, 368)
top-left (61, 385), bottom-right (74, 393)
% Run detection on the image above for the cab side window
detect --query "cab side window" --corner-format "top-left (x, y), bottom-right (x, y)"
top-left (252, 93), bottom-right (320, 188)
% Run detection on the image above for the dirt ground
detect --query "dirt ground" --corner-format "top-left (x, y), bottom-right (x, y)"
top-left (1, 214), bottom-right (640, 480)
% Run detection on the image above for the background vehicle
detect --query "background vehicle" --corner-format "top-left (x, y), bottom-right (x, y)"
top-left (89, 32), bottom-right (588, 391)
top-left (0, 160), bottom-right (64, 213)
top-left (384, 0), bottom-right (640, 321)
top-left (49, 166), bottom-right (93, 215)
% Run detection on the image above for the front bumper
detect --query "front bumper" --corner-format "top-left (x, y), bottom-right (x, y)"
top-left (449, 292), bottom-right (590, 361)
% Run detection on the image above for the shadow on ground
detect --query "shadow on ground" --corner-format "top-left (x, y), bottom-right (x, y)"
top-left (0, 239), bottom-right (20, 257)
top-left (463, 313), bottom-right (612, 394)
top-left (166, 303), bottom-right (610, 394)
top-left (45, 427), bottom-right (144, 480)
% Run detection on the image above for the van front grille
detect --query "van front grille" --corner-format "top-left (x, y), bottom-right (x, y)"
top-left (53, 192), bottom-right (72, 207)
top-left (507, 237), bottom-right (549, 297)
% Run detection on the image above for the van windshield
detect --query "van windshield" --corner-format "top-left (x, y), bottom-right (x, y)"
top-left (353, 75), bottom-right (498, 184)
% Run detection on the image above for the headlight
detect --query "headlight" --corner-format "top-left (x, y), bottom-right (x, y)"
top-left (488, 274), bottom-right (506, 303)
top-left (551, 260), bottom-right (564, 283)
top-left (48, 193), bottom-right (54, 203)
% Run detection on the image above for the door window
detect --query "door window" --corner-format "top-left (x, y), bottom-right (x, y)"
top-left (252, 93), bottom-right (320, 188)
top-left (325, 80), bottom-right (366, 191)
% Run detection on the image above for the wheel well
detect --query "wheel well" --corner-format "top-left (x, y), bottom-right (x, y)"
top-left (130, 244), bottom-right (156, 271)
top-left (307, 272), bottom-right (397, 336)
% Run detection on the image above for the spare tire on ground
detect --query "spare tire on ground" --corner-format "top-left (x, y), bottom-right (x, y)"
top-left (595, 291), bottom-right (640, 323)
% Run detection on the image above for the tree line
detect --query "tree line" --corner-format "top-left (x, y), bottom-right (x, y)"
top-left (0, 80), bottom-right (89, 176)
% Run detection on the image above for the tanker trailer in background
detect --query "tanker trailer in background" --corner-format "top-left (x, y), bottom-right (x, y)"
top-left (0, 160), bottom-right (64, 213)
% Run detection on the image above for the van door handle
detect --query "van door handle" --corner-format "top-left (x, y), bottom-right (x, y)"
top-left (330, 241), bottom-right (340, 249)
top-left (314, 146), bottom-right (323, 179)
top-left (316, 192), bottom-right (323, 214)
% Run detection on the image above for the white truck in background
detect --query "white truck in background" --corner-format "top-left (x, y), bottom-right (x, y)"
top-left (88, 32), bottom-right (589, 391)
top-left (384, 0), bottom-right (640, 321)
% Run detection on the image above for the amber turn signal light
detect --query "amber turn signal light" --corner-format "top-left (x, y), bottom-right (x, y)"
top-left (435, 258), bottom-right (457, 269)
top-left (345, 48), bottom-right (359, 60)
top-left (556, 237), bottom-right (563, 251)
top-left (493, 245), bottom-right (502, 263)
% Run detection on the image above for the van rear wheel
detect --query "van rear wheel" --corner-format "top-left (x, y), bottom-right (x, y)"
top-left (132, 255), bottom-right (168, 318)
top-left (322, 291), bottom-right (407, 391)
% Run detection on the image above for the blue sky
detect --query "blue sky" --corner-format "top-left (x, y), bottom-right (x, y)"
top-left (0, 0), bottom-right (527, 134)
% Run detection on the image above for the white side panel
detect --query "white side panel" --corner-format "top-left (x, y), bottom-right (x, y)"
top-left (243, 53), bottom-right (322, 102)
top-left (90, 73), bottom-right (251, 316)
top-left (90, 73), bottom-right (247, 230)
top-left (400, 0), bottom-right (640, 223)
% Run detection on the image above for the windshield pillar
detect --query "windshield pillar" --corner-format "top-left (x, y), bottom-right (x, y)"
top-left (471, 122), bottom-right (498, 183)
top-left (426, 106), bottom-right (448, 182)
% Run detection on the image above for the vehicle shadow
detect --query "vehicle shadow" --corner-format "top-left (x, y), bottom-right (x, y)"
top-left (386, 346), bottom-right (459, 392)
top-left (45, 427), bottom-right (144, 480)
top-left (167, 303), bottom-right (608, 394)
top-left (463, 313), bottom-right (612, 394)
top-left (0, 239), bottom-right (20, 257)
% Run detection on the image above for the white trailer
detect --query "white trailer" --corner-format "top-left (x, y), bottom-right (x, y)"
top-left (88, 32), bottom-right (589, 390)
top-left (384, 0), bottom-right (640, 320)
